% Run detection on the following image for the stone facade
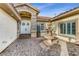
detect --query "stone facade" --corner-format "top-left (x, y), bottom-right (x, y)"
top-left (13, 3), bottom-right (39, 37)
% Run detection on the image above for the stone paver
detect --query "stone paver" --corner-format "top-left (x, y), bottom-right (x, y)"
top-left (67, 43), bottom-right (79, 56)
top-left (0, 38), bottom-right (61, 56)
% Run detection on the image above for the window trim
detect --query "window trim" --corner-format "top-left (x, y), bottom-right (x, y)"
top-left (59, 20), bottom-right (76, 38)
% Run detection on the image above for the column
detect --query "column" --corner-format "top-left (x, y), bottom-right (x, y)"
top-left (31, 14), bottom-right (37, 37)
top-left (76, 19), bottom-right (79, 42)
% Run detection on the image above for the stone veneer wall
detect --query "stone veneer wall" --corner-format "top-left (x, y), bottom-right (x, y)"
top-left (14, 4), bottom-right (39, 37)
top-left (31, 14), bottom-right (37, 37)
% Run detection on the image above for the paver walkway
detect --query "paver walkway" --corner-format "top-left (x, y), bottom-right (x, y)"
top-left (67, 42), bottom-right (79, 56)
top-left (0, 38), bottom-right (61, 56)
top-left (59, 40), bottom-right (69, 56)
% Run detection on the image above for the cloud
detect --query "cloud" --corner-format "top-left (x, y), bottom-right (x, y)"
top-left (35, 3), bottom-right (79, 17)
top-left (39, 7), bottom-right (69, 17)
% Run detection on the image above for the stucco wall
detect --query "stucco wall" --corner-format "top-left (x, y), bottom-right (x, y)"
top-left (52, 14), bottom-right (79, 43)
top-left (0, 8), bottom-right (17, 52)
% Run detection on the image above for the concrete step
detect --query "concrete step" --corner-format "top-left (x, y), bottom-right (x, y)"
top-left (18, 34), bottom-right (31, 39)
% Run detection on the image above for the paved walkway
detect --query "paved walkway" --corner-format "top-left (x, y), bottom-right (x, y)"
top-left (59, 40), bottom-right (69, 56)
top-left (67, 42), bottom-right (79, 56)
top-left (0, 38), bottom-right (61, 56)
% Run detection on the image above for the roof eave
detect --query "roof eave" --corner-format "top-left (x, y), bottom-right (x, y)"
top-left (14, 4), bottom-right (40, 14)
top-left (0, 3), bottom-right (21, 21)
top-left (52, 7), bottom-right (79, 21)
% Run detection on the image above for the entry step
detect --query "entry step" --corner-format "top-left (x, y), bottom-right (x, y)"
top-left (18, 34), bottom-right (31, 39)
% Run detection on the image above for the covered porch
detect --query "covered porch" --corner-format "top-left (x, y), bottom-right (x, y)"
top-left (14, 4), bottom-right (39, 38)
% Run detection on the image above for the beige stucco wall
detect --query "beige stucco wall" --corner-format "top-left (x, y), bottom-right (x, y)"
top-left (0, 8), bottom-right (18, 52)
top-left (52, 14), bottom-right (79, 43)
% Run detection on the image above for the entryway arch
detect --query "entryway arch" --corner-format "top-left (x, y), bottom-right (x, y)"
top-left (19, 11), bottom-right (31, 18)
top-left (19, 11), bottom-right (32, 35)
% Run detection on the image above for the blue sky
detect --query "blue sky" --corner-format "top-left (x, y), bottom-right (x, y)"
top-left (32, 3), bottom-right (79, 17)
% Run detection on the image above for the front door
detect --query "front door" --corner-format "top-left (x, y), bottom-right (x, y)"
top-left (20, 20), bottom-right (31, 34)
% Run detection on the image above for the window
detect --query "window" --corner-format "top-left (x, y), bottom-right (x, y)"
top-left (59, 21), bottom-right (76, 36)
top-left (60, 23), bottom-right (66, 34)
top-left (63, 23), bottom-right (66, 34)
top-left (27, 23), bottom-right (29, 25)
top-left (60, 23), bottom-right (64, 34)
top-left (67, 23), bottom-right (71, 34)
top-left (72, 22), bottom-right (76, 35)
top-left (41, 24), bottom-right (44, 30)
top-left (22, 23), bottom-right (25, 26)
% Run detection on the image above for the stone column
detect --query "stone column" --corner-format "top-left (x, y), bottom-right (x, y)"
top-left (31, 14), bottom-right (37, 38)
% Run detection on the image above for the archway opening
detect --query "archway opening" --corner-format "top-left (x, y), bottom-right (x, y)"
top-left (19, 11), bottom-right (31, 19)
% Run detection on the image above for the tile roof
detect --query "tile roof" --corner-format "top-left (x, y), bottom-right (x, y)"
top-left (51, 6), bottom-right (79, 21)
top-left (37, 16), bottom-right (52, 22)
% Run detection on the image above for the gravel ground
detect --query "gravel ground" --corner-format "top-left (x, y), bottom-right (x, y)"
top-left (67, 42), bottom-right (79, 56)
top-left (0, 38), bottom-right (61, 56)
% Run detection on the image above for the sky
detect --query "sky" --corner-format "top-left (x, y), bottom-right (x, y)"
top-left (32, 3), bottom-right (79, 17)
